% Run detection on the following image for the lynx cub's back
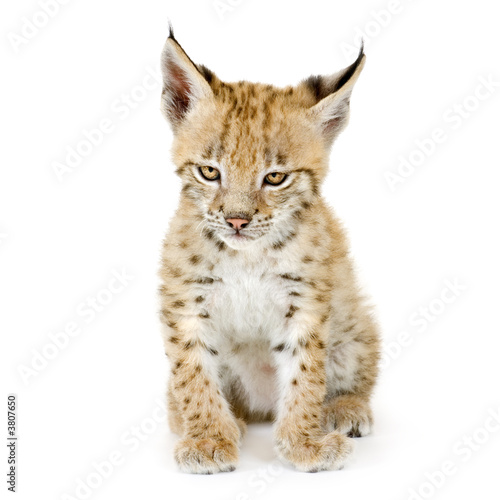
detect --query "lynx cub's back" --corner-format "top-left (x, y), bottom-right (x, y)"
top-left (159, 27), bottom-right (380, 474)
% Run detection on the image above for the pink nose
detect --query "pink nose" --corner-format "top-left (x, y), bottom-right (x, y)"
top-left (226, 218), bottom-right (249, 231)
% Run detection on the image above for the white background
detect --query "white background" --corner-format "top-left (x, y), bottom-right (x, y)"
top-left (2, 0), bottom-right (500, 499)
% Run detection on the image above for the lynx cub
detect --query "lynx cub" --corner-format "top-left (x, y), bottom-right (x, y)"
top-left (159, 28), bottom-right (380, 474)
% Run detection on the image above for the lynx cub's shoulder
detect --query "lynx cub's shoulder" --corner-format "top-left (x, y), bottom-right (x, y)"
top-left (159, 27), bottom-right (380, 474)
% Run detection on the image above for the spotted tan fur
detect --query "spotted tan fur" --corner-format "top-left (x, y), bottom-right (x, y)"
top-left (159, 27), bottom-right (380, 474)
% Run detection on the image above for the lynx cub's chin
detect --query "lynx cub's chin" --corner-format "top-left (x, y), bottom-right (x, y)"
top-left (159, 26), bottom-right (380, 474)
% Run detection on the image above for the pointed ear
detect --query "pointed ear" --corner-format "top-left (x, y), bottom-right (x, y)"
top-left (160, 27), bottom-right (214, 131)
top-left (303, 45), bottom-right (365, 145)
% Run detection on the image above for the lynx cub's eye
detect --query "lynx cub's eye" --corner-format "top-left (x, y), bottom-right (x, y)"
top-left (264, 172), bottom-right (287, 186)
top-left (199, 166), bottom-right (220, 181)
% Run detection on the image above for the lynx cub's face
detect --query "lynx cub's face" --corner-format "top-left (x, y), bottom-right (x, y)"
top-left (161, 31), bottom-right (365, 250)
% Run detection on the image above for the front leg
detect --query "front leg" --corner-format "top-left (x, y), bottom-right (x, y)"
top-left (166, 331), bottom-right (243, 474)
top-left (273, 325), bottom-right (353, 472)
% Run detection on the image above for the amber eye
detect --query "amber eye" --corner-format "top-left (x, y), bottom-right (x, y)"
top-left (264, 172), bottom-right (287, 186)
top-left (199, 166), bottom-right (220, 181)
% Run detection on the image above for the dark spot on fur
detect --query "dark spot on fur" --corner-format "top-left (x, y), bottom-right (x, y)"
top-left (185, 276), bottom-right (218, 285)
top-left (189, 255), bottom-right (202, 265)
top-left (279, 273), bottom-right (302, 282)
top-left (181, 183), bottom-right (195, 196)
top-left (203, 228), bottom-right (216, 241)
top-left (272, 232), bottom-right (297, 250)
top-left (285, 305), bottom-right (298, 318)
top-left (276, 151), bottom-right (287, 165)
top-left (170, 267), bottom-right (182, 277)
top-left (298, 338), bottom-right (310, 348)
top-left (183, 340), bottom-right (195, 350)
top-left (273, 343), bottom-right (286, 352)
top-left (216, 239), bottom-right (227, 251)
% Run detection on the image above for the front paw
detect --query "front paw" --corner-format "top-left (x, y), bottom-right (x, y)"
top-left (174, 437), bottom-right (239, 474)
top-left (275, 431), bottom-right (353, 472)
top-left (323, 395), bottom-right (373, 437)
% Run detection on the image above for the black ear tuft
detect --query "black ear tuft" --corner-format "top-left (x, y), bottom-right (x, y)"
top-left (168, 21), bottom-right (175, 41)
top-left (304, 43), bottom-right (365, 103)
top-left (333, 42), bottom-right (364, 94)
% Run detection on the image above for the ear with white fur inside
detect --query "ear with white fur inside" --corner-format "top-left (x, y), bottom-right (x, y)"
top-left (304, 45), bottom-right (366, 146)
top-left (160, 27), bottom-right (214, 131)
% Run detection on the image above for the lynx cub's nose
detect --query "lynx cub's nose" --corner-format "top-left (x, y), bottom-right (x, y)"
top-left (226, 218), bottom-right (249, 231)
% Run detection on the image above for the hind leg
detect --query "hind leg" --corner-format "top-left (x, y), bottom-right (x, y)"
top-left (322, 394), bottom-right (373, 437)
top-left (324, 333), bottom-right (379, 437)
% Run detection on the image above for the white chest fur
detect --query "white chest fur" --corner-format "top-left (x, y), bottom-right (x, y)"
top-left (207, 252), bottom-right (292, 343)
top-left (202, 250), bottom-right (295, 413)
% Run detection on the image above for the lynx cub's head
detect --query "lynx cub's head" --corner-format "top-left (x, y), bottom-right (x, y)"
top-left (161, 28), bottom-right (365, 250)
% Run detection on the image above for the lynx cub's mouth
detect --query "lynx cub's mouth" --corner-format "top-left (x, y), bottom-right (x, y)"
top-left (221, 230), bottom-right (255, 250)
top-left (229, 231), bottom-right (247, 240)
top-left (159, 25), bottom-right (380, 475)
